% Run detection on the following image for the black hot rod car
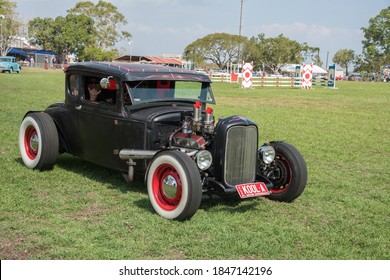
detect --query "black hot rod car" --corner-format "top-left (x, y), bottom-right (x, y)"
top-left (19, 62), bottom-right (307, 220)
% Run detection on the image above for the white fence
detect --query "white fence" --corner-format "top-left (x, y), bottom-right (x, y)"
top-left (209, 74), bottom-right (332, 88)
top-left (209, 73), bottom-right (231, 83)
top-left (252, 76), bottom-right (299, 88)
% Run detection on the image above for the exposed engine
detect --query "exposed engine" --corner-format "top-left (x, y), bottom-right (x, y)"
top-left (169, 101), bottom-right (214, 151)
top-left (120, 100), bottom-right (272, 192)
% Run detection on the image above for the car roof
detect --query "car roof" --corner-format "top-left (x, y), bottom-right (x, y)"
top-left (65, 62), bottom-right (211, 83)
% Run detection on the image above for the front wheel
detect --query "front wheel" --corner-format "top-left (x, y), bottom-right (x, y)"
top-left (146, 151), bottom-right (202, 220)
top-left (263, 142), bottom-right (307, 202)
top-left (19, 112), bottom-right (59, 170)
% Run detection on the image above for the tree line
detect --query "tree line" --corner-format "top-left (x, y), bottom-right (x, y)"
top-left (184, 6), bottom-right (389, 75)
top-left (184, 32), bottom-right (321, 73)
top-left (1, 0), bottom-right (388, 74)
top-left (0, 0), bottom-right (131, 61)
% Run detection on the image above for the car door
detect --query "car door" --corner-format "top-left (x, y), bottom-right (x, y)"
top-left (76, 74), bottom-right (123, 169)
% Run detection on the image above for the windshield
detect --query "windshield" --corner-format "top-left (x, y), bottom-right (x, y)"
top-left (125, 80), bottom-right (215, 105)
top-left (0, 57), bottom-right (11, 62)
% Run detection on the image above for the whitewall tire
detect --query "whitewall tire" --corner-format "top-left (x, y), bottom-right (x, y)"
top-left (19, 112), bottom-right (59, 170)
top-left (147, 151), bottom-right (202, 220)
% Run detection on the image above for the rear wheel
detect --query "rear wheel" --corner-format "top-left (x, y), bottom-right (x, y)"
top-left (264, 142), bottom-right (307, 202)
top-left (147, 151), bottom-right (202, 220)
top-left (19, 112), bottom-right (59, 170)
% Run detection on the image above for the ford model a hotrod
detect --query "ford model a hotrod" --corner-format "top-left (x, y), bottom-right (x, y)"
top-left (19, 62), bottom-right (307, 220)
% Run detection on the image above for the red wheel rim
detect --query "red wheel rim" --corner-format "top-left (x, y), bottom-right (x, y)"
top-left (152, 163), bottom-right (182, 211)
top-left (24, 125), bottom-right (39, 160)
top-left (270, 154), bottom-right (292, 194)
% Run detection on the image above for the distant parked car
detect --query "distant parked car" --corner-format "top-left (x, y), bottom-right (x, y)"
top-left (0, 56), bottom-right (22, 73)
top-left (348, 73), bottom-right (362, 81)
top-left (195, 69), bottom-right (207, 75)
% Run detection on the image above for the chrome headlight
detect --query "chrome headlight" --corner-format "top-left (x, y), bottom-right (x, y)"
top-left (259, 145), bottom-right (275, 164)
top-left (196, 150), bottom-right (213, 170)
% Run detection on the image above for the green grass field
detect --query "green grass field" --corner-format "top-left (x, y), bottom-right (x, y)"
top-left (0, 68), bottom-right (389, 260)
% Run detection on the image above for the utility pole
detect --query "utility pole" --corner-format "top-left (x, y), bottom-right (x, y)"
top-left (237, 0), bottom-right (244, 67)
top-left (239, 0), bottom-right (244, 37)
top-left (129, 40), bottom-right (133, 63)
top-left (326, 51), bottom-right (329, 69)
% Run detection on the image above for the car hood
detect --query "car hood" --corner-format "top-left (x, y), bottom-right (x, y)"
top-left (128, 103), bottom-right (193, 124)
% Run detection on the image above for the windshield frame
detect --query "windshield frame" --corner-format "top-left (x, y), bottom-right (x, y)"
top-left (0, 57), bottom-right (12, 62)
top-left (124, 79), bottom-right (216, 106)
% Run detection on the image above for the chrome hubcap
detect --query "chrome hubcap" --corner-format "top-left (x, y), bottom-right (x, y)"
top-left (30, 134), bottom-right (39, 152)
top-left (162, 175), bottom-right (178, 199)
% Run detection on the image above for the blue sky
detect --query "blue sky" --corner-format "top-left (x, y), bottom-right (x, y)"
top-left (15, 0), bottom-right (390, 65)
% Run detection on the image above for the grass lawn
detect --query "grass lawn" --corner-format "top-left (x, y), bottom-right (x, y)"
top-left (0, 68), bottom-right (389, 260)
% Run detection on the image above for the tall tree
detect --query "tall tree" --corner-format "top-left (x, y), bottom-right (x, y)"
top-left (81, 45), bottom-right (118, 61)
top-left (67, 0), bottom-right (131, 50)
top-left (28, 17), bottom-right (55, 50)
top-left (0, 0), bottom-right (22, 56)
top-left (28, 14), bottom-right (95, 57)
top-left (333, 49), bottom-right (355, 75)
top-left (54, 14), bottom-right (96, 56)
top-left (302, 42), bottom-right (323, 67)
top-left (28, 1), bottom-right (131, 61)
top-left (184, 33), bottom-right (248, 69)
top-left (361, 6), bottom-right (390, 70)
top-left (248, 34), bottom-right (303, 73)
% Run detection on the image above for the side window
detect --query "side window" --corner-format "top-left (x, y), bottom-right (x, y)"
top-left (123, 83), bottom-right (132, 105)
top-left (83, 76), bottom-right (117, 106)
top-left (68, 74), bottom-right (79, 97)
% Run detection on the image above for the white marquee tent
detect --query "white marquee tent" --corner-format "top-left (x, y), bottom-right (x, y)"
top-left (281, 64), bottom-right (328, 74)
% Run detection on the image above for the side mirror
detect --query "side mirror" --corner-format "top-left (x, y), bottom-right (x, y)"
top-left (100, 76), bottom-right (113, 89)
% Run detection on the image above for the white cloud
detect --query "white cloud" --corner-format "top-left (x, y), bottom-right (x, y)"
top-left (122, 0), bottom-right (178, 5)
top-left (16, 0), bottom-right (375, 60)
top-left (126, 23), bottom-right (215, 56)
top-left (247, 22), bottom-right (363, 53)
top-left (128, 23), bottom-right (156, 34)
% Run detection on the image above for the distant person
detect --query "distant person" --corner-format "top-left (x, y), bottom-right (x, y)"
top-left (44, 56), bottom-right (49, 70)
top-left (25, 56), bottom-right (30, 67)
top-left (51, 56), bottom-right (56, 68)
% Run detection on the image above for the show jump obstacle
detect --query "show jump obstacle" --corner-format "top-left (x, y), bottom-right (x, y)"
top-left (209, 63), bottom-right (336, 89)
top-left (241, 62), bottom-right (253, 89)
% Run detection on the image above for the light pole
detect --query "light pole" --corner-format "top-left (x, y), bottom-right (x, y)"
top-left (0, 14), bottom-right (5, 56)
top-left (237, 0), bottom-right (244, 69)
top-left (128, 40), bottom-right (133, 63)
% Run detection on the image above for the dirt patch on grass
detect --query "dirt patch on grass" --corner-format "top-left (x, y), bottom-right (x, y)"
top-left (167, 248), bottom-right (187, 259)
top-left (0, 235), bottom-right (44, 260)
top-left (66, 202), bottom-right (115, 224)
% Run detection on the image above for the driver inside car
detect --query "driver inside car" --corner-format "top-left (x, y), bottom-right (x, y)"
top-left (87, 79), bottom-right (101, 101)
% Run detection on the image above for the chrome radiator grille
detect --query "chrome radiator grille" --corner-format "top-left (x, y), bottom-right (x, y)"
top-left (224, 125), bottom-right (258, 186)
